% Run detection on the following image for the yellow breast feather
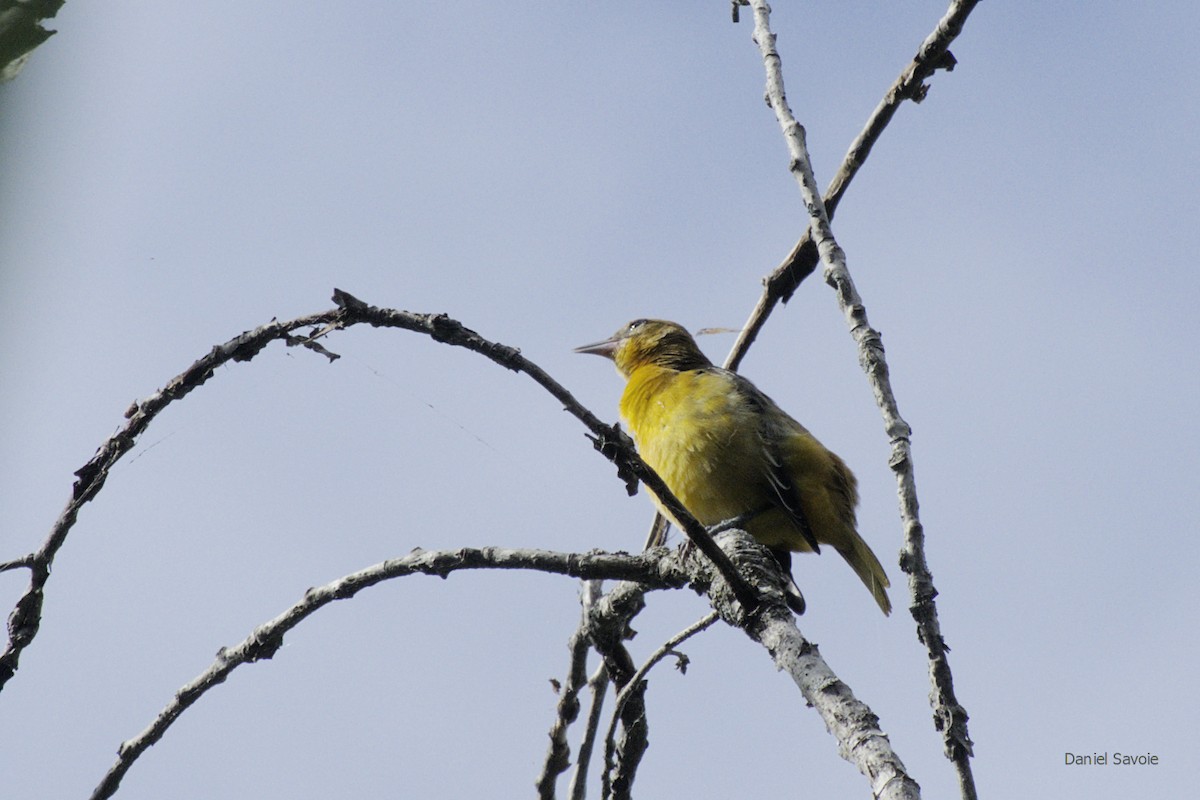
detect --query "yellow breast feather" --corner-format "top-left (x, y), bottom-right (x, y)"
top-left (577, 319), bottom-right (891, 615)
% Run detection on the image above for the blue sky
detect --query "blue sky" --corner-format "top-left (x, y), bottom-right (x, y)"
top-left (2, 2), bottom-right (1197, 798)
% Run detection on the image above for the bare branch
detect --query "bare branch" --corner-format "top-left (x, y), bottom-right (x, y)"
top-left (2, 293), bottom-right (764, 696)
top-left (8, 278), bottom-right (934, 798)
top-left (84, 514), bottom-right (835, 800)
top-left (329, 291), bottom-right (765, 615)
top-left (569, 662), bottom-right (609, 800)
top-left (586, 582), bottom-right (650, 800)
top-left (724, 0), bottom-right (981, 372)
top-left (538, 581), bottom-right (602, 799)
top-left (0, 554), bottom-right (34, 573)
top-left (567, 580), bottom-right (609, 800)
top-left (88, 547), bottom-right (685, 800)
top-left (745, 2), bottom-right (975, 797)
top-left (600, 611), bottom-right (719, 791)
top-left (42, 288), bottom-right (924, 799)
top-left (691, 529), bottom-right (922, 799)
top-left (1, 310), bottom-right (340, 692)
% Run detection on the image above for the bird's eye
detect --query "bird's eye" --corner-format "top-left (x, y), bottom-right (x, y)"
top-left (627, 318), bottom-right (649, 333)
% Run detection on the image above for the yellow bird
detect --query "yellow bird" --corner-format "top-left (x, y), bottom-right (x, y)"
top-left (576, 319), bottom-right (891, 615)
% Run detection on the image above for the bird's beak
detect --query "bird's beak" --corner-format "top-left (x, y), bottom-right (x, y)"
top-left (573, 335), bottom-right (622, 360)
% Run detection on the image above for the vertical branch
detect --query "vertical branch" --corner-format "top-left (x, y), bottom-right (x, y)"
top-left (569, 581), bottom-right (610, 800)
top-left (537, 582), bottom-right (598, 798)
top-left (569, 664), bottom-right (609, 800)
top-left (587, 582), bottom-right (651, 800)
top-left (724, 0), bottom-right (981, 372)
top-left (745, 3), bottom-right (976, 798)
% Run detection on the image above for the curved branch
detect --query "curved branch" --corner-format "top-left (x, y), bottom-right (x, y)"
top-left (40, 288), bottom-right (927, 799)
top-left (89, 546), bottom-right (686, 800)
top-left (9, 288), bottom-right (918, 798)
top-left (329, 291), bottom-right (764, 614)
top-left (2, 292), bottom-right (764, 696)
top-left (725, 0), bottom-right (981, 371)
top-left (746, 2), bottom-right (974, 797)
top-left (601, 611), bottom-right (719, 795)
top-left (0, 310), bottom-right (341, 692)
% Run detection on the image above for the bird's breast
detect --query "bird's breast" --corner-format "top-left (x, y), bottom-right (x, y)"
top-left (619, 367), bottom-right (768, 526)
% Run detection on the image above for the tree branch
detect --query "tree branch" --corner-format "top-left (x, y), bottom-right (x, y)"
top-left (0, 310), bottom-right (342, 692)
top-left (7, 285), bottom-right (935, 798)
top-left (329, 291), bottom-right (765, 615)
top-left (691, 528), bottom-right (921, 799)
top-left (600, 611), bottom-right (719, 795)
top-left (724, 0), bottom-right (981, 372)
top-left (79, 485), bottom-right (842, 800)
top-left (746, 2), bottom-right (975, 797)
top-left (570, 662), bottom-right (609, 800)
top-left (586, 581), bottom-right (651, 800)
top-left (567, 580), bottom-right (609, 800)
top-left (88, 546), bottom-right (686, 800)
top-left (537, 581), bottom-right (602, 799)
top-left (0, 554), bottom-right (34, 573)
top-left (1, 293), bottom-right (764, 697)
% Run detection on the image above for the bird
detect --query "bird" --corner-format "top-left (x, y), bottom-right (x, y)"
top-left (575, 319), bottom-right (891, 615)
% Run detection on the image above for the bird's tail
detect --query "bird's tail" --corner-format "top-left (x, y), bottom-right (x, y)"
top-left (836, 533), bottom-right (892, 615)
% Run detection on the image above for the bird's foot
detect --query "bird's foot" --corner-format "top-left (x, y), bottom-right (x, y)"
top-left (706, 505), bottom-right (771, 536)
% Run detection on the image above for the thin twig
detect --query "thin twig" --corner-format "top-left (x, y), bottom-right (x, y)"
top-left (600, 611), bottom-right (719, 790)
top-left (569, 663), bottom-right (609, 800)
top-left (537, 581), bottom-right (602, 799)
top-left (88, 547), bottom-right (686, 800)
top-left (567, 580), bottom-right (608, 800)
top-left (586, 582), bottom-right (651, 800)
top-left (0, 554), bottom-right (34, 573)
top-left (724, 0), bottom-right (981, 372)
top-left (746, 3), bottom-right (975, 798)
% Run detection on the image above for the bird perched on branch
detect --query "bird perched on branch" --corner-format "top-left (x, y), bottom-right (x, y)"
top-left (576, 319), bottom-right (891, 616)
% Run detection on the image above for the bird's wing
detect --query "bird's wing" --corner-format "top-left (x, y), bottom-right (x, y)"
top-left (824, 448), bottom-right (860, 528)
top-left (724, 370), bottom-right (823, 554)
top-left (760, 438), bottom-right (822, 553)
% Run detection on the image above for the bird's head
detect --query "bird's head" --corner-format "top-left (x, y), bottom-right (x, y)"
top-left (574, 319), bottom-right (712, 377)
